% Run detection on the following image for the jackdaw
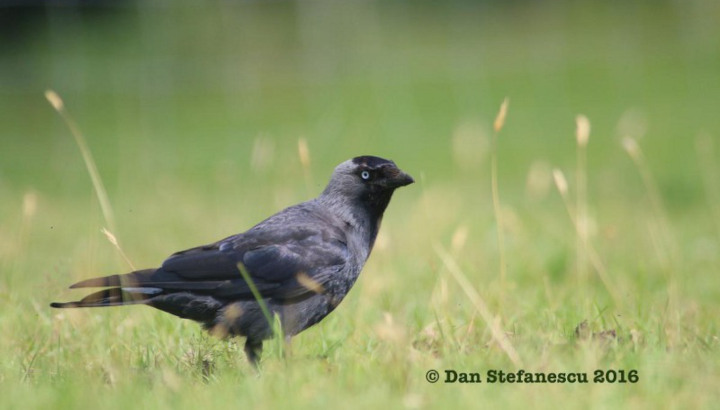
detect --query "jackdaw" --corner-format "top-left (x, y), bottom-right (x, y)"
top-left (51, 155), bottom-right (414, 365)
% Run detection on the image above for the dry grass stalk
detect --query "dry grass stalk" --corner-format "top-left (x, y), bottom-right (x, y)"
top-left (434, 243), bottom-right (523, 367)
top-left (575, 115), bottom-right (590, 283)
top-left (296, 272), bottom-right (325, 294)
top-left (101, 228), bottom-right (136, 270)
top-left (552, 169), bottom-right (622, 306)
top-left (45, 90), bottom-right (117, 234)
top-left (491, 98), bottom-right (509, 299)
top-left (493, 98), bottom-right (509, 133)
top-left (298, 137), bottom-right (313, 194)
top-left (575, 115), bottom-right (590, 147)
top-left (622, 137), bottom-right (679, 268)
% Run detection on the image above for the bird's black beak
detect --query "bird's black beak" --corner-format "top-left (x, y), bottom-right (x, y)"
top-left (386, 169), bottom-right (414, 188)
top-left (397, 171), bottom-right (415, 187)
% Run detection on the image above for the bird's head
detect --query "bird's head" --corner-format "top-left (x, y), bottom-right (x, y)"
top-left (325, 155), bottom-right (413, 193)
top-left (321, 155), bottom-right (414, 217)
top-left (349, 155), bottom-right (414, 189)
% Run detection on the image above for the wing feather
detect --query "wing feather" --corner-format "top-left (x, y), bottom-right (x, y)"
top-left (66, 204), bottom-right (349, 301)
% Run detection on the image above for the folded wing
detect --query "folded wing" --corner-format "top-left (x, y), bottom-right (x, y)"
top-left (59, 223), bottom-right (348, 305)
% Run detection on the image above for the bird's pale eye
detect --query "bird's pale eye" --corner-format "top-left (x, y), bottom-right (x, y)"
top-left (361, 170), bottom-right (371, 180)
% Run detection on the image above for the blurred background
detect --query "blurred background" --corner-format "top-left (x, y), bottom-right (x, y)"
top-left (3, 0), bottom-right (718, 197)
top-left (2, 0), bottom-right (719, 286)
top-left (1, 0), bottom-right (720, 407)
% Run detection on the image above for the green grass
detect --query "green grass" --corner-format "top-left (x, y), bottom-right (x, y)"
top-left (1, 1), bottom-right (720, 408)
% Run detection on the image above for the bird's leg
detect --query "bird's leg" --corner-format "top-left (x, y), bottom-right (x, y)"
top-left (244, 339), bottom-right (263, 368)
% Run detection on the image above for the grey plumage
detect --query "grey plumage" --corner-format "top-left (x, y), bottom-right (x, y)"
top-left (51, 155), bottom-right (413, 366)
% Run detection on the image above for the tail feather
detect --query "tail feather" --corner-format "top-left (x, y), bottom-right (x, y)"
top-left (69, 269), bottom-right (157, 288)
top-left (50, 287), bottom-right (161, 308)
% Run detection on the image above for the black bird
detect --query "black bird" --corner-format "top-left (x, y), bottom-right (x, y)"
top-left (51, 155), bottom-right (413, 366)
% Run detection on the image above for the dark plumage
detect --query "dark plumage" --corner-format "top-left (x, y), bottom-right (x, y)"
top-left (51, 155), bottom-right (413, 365)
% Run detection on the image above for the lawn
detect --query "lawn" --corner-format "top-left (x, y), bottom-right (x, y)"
top-left (1, 1), bottom-right (719, 408)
